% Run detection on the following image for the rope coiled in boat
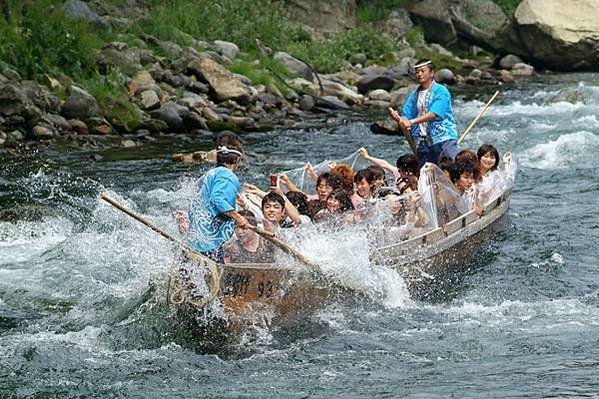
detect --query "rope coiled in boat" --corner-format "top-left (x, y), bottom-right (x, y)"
top-left (167, 250), bottom-right (222, 309)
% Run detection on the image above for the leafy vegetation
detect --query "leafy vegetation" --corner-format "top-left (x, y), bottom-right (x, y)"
top-left (356, 0), bottom-right (410, 24)
top-left (0, 0), bottom-right (109, 80)
top-left (491, 0), bottom-right (523, 15)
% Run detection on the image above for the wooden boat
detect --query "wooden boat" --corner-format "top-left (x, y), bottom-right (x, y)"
top-left (168, 186), bottom-right (513, 329)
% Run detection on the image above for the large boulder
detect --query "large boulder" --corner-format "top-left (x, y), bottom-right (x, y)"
top-left (283, 0), bottom-right (356, 38)
top-left (274, 52), bottom-right (315, 82)
top-left (408, 0), bottom-right (457, 46)
top-left (62, 85), bottom-right (98, 120)
top-left (384, 9), bottom-right (414, 41)
top-left (513, 0), bottom-right (599, 70)
top-left (357, 75), bottom-right (396, 94)
top-left (187, 58), bottom-right (252, 105)
top-left (64, 0), bottom-right (110, 30)
top-left (213, 40), bottom-right (240, 60)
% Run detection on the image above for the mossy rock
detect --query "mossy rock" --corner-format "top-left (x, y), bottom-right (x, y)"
top-left (206, 120), bottom-right (240, 132)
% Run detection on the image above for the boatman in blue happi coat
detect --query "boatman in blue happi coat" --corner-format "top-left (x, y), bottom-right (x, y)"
top-left (188, 145), bottom-right (250, 264)
top-left (390, 59), bottom-right (459, 165)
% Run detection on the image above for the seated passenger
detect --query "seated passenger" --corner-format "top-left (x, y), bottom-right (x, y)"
top-left (314, 189), bottom-right (355, 223)
top-left (330, 164), bottom-right (355, 195)
top-left (307, 172), bottom-right (340, 218)
top-left (366, 165), bottom-right (386, 192)
top-left (455, 150), bottom-right (481, 183)
top-left (260, 191), bottom-right (302, 235)
top-left (451, 161), bottom-right (476, 196)
top-left (420, 163), bottom-right (468, 226)
top-left (283, 190), bottom-right (313, 225)
top-left (352, 168), bottom-right (376, 209)
top-left (224, 211), bottom-right (274, 264)
top-left (477, 144), bottom-right (500, 179)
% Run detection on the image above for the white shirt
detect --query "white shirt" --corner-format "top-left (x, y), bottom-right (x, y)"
top-left (417, 88), bottom-right (430, 138)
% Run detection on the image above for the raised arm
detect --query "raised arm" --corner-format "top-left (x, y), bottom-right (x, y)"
top-left (359, 147), bottom-right (397, 174)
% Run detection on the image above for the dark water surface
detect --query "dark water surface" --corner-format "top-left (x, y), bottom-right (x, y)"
top-left (2, 75), bottom-right (599, 398)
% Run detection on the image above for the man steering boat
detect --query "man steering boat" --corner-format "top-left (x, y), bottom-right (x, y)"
top-left (390, 59), bottom-right (459, 165)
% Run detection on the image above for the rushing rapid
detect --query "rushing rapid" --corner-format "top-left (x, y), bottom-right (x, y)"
top-left (2, 74), bottom-right (599, 397)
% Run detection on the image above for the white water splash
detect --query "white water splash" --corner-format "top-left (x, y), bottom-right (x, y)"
top-left (521, 131), bottom-right (599, 169)
top-left (290, 224), bottom-right (411, 308)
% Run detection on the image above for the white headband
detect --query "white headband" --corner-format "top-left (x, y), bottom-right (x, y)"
top-left (414, 60), bottom-right (432, 69)
top-left (216, 146), bottom-right (243, 156)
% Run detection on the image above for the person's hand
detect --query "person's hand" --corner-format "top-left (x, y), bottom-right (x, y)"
top-left (305, 162), bottom-right (317, 180)
top-left (400, 117), bottom-right (412, 129)
top-left (243, 183), bottom-right (266, 198)
top-left (271, 186), bottom-right (284, 197)
top-left (279, 173), bottom-right (291, 187)
top-left (358, 147), bottom-right (369, 159)
top-left (236, 215), bottom-right (250, 229)
top-left (327, 161), bottom-right (337, 170)
top-left (409, 191), bottom-right (422, 207)
top-left (173, 210), bottom-right (189, 235)
top-left (503, 152), bottom-right (512, 165)
top-left (389, 107), bottom-right (401, 124)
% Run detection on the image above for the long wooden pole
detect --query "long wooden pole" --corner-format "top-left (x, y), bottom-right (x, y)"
top-left (457, 90), bottom-right (500, 145)
top-left (100, 193), bottom-right (190, 248)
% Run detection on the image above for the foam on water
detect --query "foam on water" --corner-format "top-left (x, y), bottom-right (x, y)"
top-left (291, 225), bottom-right (410, 308)
top-left (520, 131), bottom-right (599, 169)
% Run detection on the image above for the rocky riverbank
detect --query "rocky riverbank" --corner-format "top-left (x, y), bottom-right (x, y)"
top-left (2, 0), bottom-right (582, 153)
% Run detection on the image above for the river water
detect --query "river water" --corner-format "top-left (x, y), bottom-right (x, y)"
top-left (1, 74), bottom-right (599, 398)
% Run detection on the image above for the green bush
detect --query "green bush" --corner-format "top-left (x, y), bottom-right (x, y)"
top-left (492, 0), bottom-right (523, 15)
top-left (77, 68), bottom-right (143, 132)
top-left (356, 0), bottom-right (410, 24)
top-left (289, 25), bottom-right (397, 73)
top-left (0, 0), bottom-right (109, 79)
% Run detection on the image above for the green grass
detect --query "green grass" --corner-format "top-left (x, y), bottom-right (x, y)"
top-left (76, 68), bottom-right (143, 132)
top-left (0, 0), bottom-right (110, 80)
top-left (356, 0), bottom-right (410, 24)
top-left (491, 0), bottom-right (523, 15)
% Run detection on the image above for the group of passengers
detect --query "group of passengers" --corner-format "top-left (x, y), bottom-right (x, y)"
top-left (177, 132), bottom-right (515, 265)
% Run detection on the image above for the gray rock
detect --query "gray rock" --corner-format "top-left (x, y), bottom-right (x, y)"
top-left (122, 139), bottom-right (136, 148)
top-left (0, 84), bottom-right (30, 117)
top-left (8, 130), bottom-right (24, 141)
top-left (368, 89), bottom-right (391, 102)
top-left (480, 70), bottom-right (496, 80)
top-left (97, 47), bottom-right (141, 75)
top-left (435, 68), bottom-right (455, 84)
top-left (274, 52), bottom-right (315, 82)
top-left (511, 62), bottom-right (535, 77)
top-left (357, 75), bottom-right (396, 94)
top-left (299, 95), bottom-right (315, 111)
top-left (282, 0), bottom-right (357, 38)
top-left (408, 0), bottom-right (457, 46)
top-left (150, 102), bottom-right (188, 131)
top-left (183, 112), bottom-right (208, 130)
top-left (389, 86), bottom-right (415, 109)
top-left (43, 114), bottom-right (70, 132)
top-left (68, 119), bottom-right (89, 135)
top-left (1, 68), bottom-right (21, 81)
top-left (62, 85), bottom-right (98, 120)
top-left (32, 125), bottom-right (55, 139)
top-left (350, 53), bottom-right (367, 65)
top-left (187, 58), bottom-right (252, 105)
top-left (64, 0), bottom-right (110, 30)
top-left (213, 40), bottom-right (240, 60)
top-left (384, 9), bottom-right (414, 41)
top-left (140, 90), bottom-right (161, 110)
top-left (257, 92), bottom-right (283, 108)
top-left (318, 95), bottom-right (349, 110)
top-left (469, 69), bottom-right (482, 78)
top-left (430, 43), bottom-right (454, 57)
top-left (499, 54), bottom-right (523, 70)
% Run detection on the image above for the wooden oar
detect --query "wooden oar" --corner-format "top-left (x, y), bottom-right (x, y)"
top-left (100, 193), bottom-right (193, 250)
top-left (247, 225), bottom-right (321, 271)
top-left (457, 90), bottom-right (500, 145)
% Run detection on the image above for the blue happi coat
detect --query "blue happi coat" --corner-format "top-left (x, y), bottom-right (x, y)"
top-left (402, 82), bottom-right (458, 144)
top-left (188, 166), bottom-right (240, 253)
